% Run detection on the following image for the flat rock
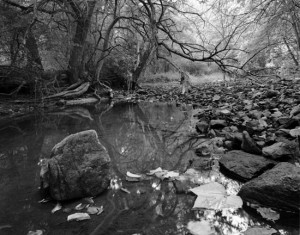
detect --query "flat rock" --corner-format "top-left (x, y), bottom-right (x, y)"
top-left (41, 130), bottom-right (111, 201)
top-left (238, 162), bottom-right (300, 213)
top-left (219, 150), bottom-right (276, 182)
top-left (262, 142), bottom-right (295, 160)
top-left (210, 119), bottom-right (227, 129)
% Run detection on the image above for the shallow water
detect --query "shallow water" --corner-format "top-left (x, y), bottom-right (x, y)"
top-left (0, 102), bottom-right (299, 235)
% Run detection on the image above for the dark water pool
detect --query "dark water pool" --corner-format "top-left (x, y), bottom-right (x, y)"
top-left (0, 102), bottom-right (299, 235)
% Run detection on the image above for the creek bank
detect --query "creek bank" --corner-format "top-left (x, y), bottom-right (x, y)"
top-left (5, 76), bottom-right (300, 218)
top-left (118, 77), bottom-right (300, 216)
top-left (182, 77), bottom-right (300, 214)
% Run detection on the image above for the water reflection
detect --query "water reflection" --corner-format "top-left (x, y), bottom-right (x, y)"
top-left (0, 102), bottom-right (298, 235)
top-left (93, 102), bottom-right (201, 176)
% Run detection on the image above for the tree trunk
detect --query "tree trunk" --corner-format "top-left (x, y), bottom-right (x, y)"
top-left (131, 45), bottom-right (155, 90)
top-left (25, 29), bottom-right (43, 71)
top-left (68, 1), bottom-right (96, 83)
top-left (95, 15), bottom-right (125, 81)
top-left (10, 31), bottom-right (20, 66)
top-left (291, 13), bottom-right (300, 52)
top-left (283, 38), bottom-right (299, 66)
top-left (130, 1), bottom-right (158, 91)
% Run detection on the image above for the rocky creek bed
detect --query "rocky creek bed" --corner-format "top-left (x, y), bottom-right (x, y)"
top-left (0, 77), bottom-right (299, 235)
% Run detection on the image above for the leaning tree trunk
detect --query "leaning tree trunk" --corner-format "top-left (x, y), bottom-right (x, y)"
top-left (95, 17), bottom-right (122, 82)
top-left (130, 1), bottom-right (158, 91)
top-left (10, 31), bottom-right (20, 67)
top-left (131, 45), bottom-right (155, 90)
top-left (68, 1), bottom-right (96, 84)
top-left (283, 38), bottom-right (299, 66)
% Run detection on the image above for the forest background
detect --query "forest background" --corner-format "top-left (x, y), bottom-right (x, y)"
top-left (0, 0), bottom-right (299, 96)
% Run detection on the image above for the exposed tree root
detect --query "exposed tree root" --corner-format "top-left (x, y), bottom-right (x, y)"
top-left (44, 82), bottom-right (90, 99)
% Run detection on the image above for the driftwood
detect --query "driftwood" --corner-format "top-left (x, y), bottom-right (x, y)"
top-left (59, 97), bottom-right (99, 106)
top-left (44, 82), bottom-right (90, 99)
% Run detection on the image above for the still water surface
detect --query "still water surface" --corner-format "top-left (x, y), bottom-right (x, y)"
top-left (0, 102), bottom-right (298, 235)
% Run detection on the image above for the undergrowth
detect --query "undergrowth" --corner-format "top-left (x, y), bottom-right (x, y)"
top-left (143, 71), bottom-right (231, 85)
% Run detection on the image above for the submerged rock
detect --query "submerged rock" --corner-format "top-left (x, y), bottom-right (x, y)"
top-left (238, 162), bottom-right (300, 213)
top-left (219, 150), bottom-right (276, 182)
top-left (41, 130), bottom-right (111, 201)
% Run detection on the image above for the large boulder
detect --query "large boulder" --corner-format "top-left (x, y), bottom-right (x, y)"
top-left (40, 130), bottom-right (111, 201)
top-left (219, 150), bottom-right (276, 182)
top-left (238, 162), bottom-right (300, 213)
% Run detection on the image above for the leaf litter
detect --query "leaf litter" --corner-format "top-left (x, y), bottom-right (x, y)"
top-left (51, 202), bottom-right (62, 214)
top-left (67, 213), bottom-right (91, 222)
top-left (187, 220), bottom-right (216, 235)
top-left (87, 206), bottom-right (104, 215)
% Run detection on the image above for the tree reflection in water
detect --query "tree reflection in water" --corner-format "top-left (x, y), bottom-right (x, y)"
top-left (93, 102), bottom-right (201, 175)
top-left (0, 102), bottom-right (298, 235)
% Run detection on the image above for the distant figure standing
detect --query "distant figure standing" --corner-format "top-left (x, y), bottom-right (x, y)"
top-left (180, 70), bottom-right (191, 94)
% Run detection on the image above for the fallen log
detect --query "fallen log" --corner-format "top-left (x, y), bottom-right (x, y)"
top-left (44, 82), bottom-right (90, 99)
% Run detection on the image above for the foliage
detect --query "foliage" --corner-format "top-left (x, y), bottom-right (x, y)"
top-left (0, 0), bottom-right (299, 90)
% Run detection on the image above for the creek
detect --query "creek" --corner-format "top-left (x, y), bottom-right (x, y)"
top-left (0, 102), bottom-right (298, 235)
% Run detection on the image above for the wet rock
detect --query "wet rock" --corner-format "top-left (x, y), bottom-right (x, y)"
top-left (241, 131), bottom-right (262, 155)
top-left (248, 110), bottom-right (262, 119)
top-left (196, 121), bottom-right (209, 134)
top-left (210, 119), bottom-right (227, 129)
top-left (195, 145), bottom-right (211, 157)
top-left (279, 118), bottom-right (300, 129)
top-left (173, 180), bottom-right (196, 194)
top-left (290, 105), bottom-right (300, 118)
top-left (244, 119), bottom-right (264, 133)
top-left (225, 132), bottom-right (242, 150)
top-left (265, 88), bottom-right (279, 97)
top-left (271, 110), bottom-right (283, 118)
top-left (275, 129), bottom-right (291, 138)
top-left (238, 162), bottom-right (300, 213)
top-left (290, 128), bottom-right (300, 137)
top-left (224, 140), bottom-right (234, 150)
top-left (41, 130), bottom-right (111, 201)
top-left (219, 150), bottom-right (276, 182)
top-left (262, 142), bottom-right (295, 161)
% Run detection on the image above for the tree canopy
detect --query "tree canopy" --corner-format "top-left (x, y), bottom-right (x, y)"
top-left (0, 0), bottom-right (299, 89)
